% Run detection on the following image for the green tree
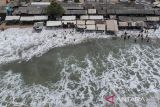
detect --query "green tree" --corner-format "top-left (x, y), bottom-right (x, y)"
top-left (46, 0), bottom-right (65, 19)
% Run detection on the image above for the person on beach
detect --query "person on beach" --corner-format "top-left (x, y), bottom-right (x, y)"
top-left (144, 29), bottom-right (147, 33)
top-left (141, 36), bottom-right (144, 41)
top-left (124, 35), bottom-right (126, 40)
top-left (147, 38), bottom-right (150, 42)
top-left (134, 38), bottom-right (137, 43)
top-left (125, 32), bottom-right (127, 35)
top-left (53, 34), bottom-right (56, 37)
top-left (121, 34), bottom-right (123, 38)
top-left (141, 34), bottom-right (143, 38)
top-left (140, 29), bottom-right (144, 33)
top-left (128, 35), bottom-right (130, 39)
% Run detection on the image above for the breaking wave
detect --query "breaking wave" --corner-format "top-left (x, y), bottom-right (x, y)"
top-left (0, 27), bottom-right (160, 64)
top-left (0, 43), bottom-right (160, 107)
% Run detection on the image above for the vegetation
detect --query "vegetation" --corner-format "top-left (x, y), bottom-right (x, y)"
top-left (74, 0), bottom-right (80, 3)
top-left (46, 0), bottom-right (65, 19)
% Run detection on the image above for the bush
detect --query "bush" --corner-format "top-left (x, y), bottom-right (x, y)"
top-left (46, 0), bottom-right (64, 19)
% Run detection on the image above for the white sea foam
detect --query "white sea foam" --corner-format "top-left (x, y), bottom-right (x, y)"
top-left (0, 27), bottom-right (160, 64)
top-left (0, 28), bottom-right (112, 64)
top-left (0, 44), bottom-right (160, 107)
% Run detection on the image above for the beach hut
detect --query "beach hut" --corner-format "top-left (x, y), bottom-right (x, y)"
top-left (80, 15), bottom-right (89, 20)
top-left (146, 16), bottom-right (160, 22)
top-left (96, 24), bottom-right (106, 31)
top-left (128, 21), bottom-right (136, 27)
top-left (136, 21), bottom-right (146, 27)
top-left (106, 20), bottom-right (118, 32)
top-left (76, 25), bottom-right (86, 32)
top-left (20, 16), bottom-right (34, 24)
top-left (34, 16), bottom-right (48, 21)
top-left (86, 20), bottom-right (95, 25)
top-left (76, 20), bottom-right (86, 31)
top-left (86, 25), bottom-right (96, 31)
top-left (76, 20), bottom-right (85, 25)
top-left (5, 16), bottom-right (20, 24)
top-left (46, 21), bottom-right (62, 27)
top-left (61, 16), bottom-right (76, 28)
top-left (89, 15), bottom-right (104, 20)
top-left (62, 16), bottom-right (76, 21)
top-left (118, 21), bottom-right (128, 29)
top-left (64, 10), bottom-right (87, 15)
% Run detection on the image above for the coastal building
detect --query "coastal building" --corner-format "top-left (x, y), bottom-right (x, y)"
top-left (5, 15), bottom-right (20, 24)
top-left (86, 24), bottom-right (96, 30)
top-left (76, 20), bottom-right (85, 25)
top-left (96, 24), bottom-right (105, 31)
top-left (13, 6), bottom-right (47, 15)
top-left (76, 20), bottom-right (86, 31)
top-left (89, 15), bottom-right (104, 20)
top-left (86, 20), bottom-right (95, 25)
top-left (146, 16), bottom-right (160, 22)
top-left (80, 15), bottom-right (89, 20)
top-left (118, 21), bottom-right (128, 28)
top-left (46, 21), bottom-right (62, 27)
top-left (20, 16), bottom-right (34, 23)
top-left (106, 20), bottom-right (118, 32)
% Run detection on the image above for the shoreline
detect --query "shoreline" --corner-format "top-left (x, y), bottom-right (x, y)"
top-left (0, 27), bottom-right (160, 65)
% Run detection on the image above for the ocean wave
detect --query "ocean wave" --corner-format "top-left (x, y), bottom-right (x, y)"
top-left (0, 44), bottom-right (160, 107)
top-left (0, 28), bottom-right (112, 64)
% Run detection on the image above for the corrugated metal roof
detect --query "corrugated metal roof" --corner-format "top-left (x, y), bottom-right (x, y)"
top-left (13, 6), bottom-right (45, 15)
top-left (136, 21), bottom-right (146, 27)
top-left (65, 10), bottom-right (87, 15)
top-left (97, 10), bottom-right (106, 15)
top-left (116, 9), bottom-right (154, 15)
top-left (119, 16), bottom-right (146, 22)
top-left (106, 9), bottom-right (116, 14)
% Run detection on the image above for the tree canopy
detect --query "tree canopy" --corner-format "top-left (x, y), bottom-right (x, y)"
top-left (46, 1), bottom-right (64, 19)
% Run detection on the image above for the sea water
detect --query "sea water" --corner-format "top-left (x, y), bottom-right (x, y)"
top-left (0, 28), bottom-right (160, 107)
